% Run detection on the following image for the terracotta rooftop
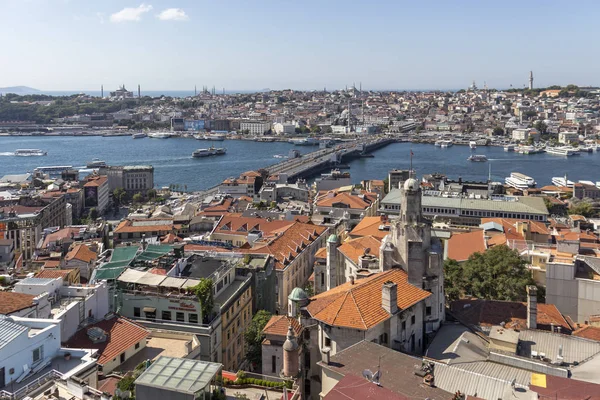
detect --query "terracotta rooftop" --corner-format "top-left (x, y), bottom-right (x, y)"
top-left (446, 230), bottom-right (486, 261)
top-left (36, 269), bottom-right (72, 280)
top-left (84, 175), bottom-right (108, 187)
top-left (246, 222), bottom-right (327, 270)
top-left (114, 219), bottom-right (175, 234)
top-left (42, 227), bottom-right (82, 248)
top-left (307, 269), bottom-right (431, 330)
top-left (349, 216), bottom-right (391, 240)
top-left (316, 192), bottom-right (373, 210)
top-left (338, 236), bottom-right (382, 265)
top-left (450, 299), bottom-right (573, 333)
top-left (0, 292), bottom-right (36, 315)
top-left (65, 316), bottom-right (150, 365)
top-left (214, 215), bottom-right (294, 239)
top-left (315, 247), bottom-right (327, 259)
top-left (262, 315), bottom-right (302, 337)
top-left (65, 244), bottom-right (97, 264)
top-left (573, 325), bottom-right (600, 341)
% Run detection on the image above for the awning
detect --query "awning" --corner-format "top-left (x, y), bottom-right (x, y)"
top-left (143, 307), bottom-right (156, 313)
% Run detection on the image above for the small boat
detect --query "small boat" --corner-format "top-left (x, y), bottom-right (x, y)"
top-left (213, 147), bottom-right (227, 155)
top-left (439, 140), bottom-right (453, 148)
top-left (467, 155), bottom-right (487, 162)
top-left (434, 140), bottom-right (442, 147)
top-left (469, 141), bottom-right (477, 150)
top-left (86, 158), bottom-right (107, 168)
top-left (14, 149), bottom-right (47, 156)
top-left (148, 132), bottom-right (171, 139)
top-left (132, 132), bottom-right (147, 139)
top-left (504, 144), bottom-right (516, 152)
top-left (273, 154), bottom-right (286, 159)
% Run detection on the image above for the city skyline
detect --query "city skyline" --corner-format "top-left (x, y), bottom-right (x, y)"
top-left (1, 0), bottom-right (598, 91)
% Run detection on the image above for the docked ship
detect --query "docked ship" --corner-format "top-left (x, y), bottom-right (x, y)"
top-left (14, 149), bottom-right (47, 156)
top-left (192, 146), bottom-right (227, 158)
top-left (86, 158), bottom-right (107, 168)
top-left (148, 132), bottom-right (171, 139)
top-left (517, 145), bottom-right (544, 155)
top-left (469, 141), bottom-right (477, 150)
top-left (439, 140), bottom-right (453, 148)
top-left (203, 133), bottom-right (226, 141)
top-left (504, 144), bottom-right (516, 152)
top-left (545, 146), bottom-right (579, 156)
top-left (467, 155), bottom-right (488, 162)
top-left (505, 172), bottom-right (536, 190)
top-left (551, 176), bottom-right (575, 187)
top-left (290, 138), bottom-right (319, 146)
top-left (132, 132), bottom-right (147, 139)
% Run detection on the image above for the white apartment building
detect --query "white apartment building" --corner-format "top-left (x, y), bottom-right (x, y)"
top-left (240, 121), bottom-right (272, 135)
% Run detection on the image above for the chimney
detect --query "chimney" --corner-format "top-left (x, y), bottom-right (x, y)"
top-left (527, 285), bottom-right (537, 330)
top-left (382, 281), bottom-right (398, 314)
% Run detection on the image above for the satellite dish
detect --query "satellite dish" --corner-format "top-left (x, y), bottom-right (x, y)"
top-left (362, 369), bottom-right (373, 381)
top-left (372, 369), bottom-right (381, 383)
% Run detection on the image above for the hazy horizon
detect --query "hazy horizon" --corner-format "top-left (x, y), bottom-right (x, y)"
top-left (2, 0), bottom-right (598, 91)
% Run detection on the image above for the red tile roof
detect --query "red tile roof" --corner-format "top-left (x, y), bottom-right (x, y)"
top-left (573, 325), bottom-right (600, 341)
top-left (338, 236), bottom-right (382, 265)
top-left (65, 244), bottom-right (97, 264)
top-left (214, 215), bottom-right (295, 239)
top-left (262, 315), bottom-right (302, 337)
top-left (349, 217), bottom-right (391, 240)
top-left (450, 299), bottom-right (573, 333)
top-left (316, 192), bottom-right (373, 210)
top-left (36, 269), bottom-right (72, 280)
top-left (446, 230), bottom-right (486, 261)
top-left (0, 292), bottom-right (36, 315)
top-left (246, 222), bottom-right (327, 270)
top-left (65, 316), bottom-right (150, 365)
top-left (307, 269), bottom-right (431, 330)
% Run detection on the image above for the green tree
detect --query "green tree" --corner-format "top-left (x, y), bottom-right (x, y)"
top-left (245, 310), bottom-right (272, 367)
top-left (569, 201), bottom-right (595, 217)
top-left (146, 188), bottom-right (157, 200)
top-left (113, 188), bottom-right (127, 206)
top-left (89, 208), bottom-right (98, 220)
top-left (132, 193), bottom-right (143, 204)
top-left (193, 278), bottom-right (214, 323)
top-left (492, 127), bottom-right (504, 136)
top-left (444, 245), bottom-right (536, 302)
top-left (533, 121), bottom-right (547, 135)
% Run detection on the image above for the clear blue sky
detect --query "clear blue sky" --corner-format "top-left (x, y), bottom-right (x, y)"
top-left (1, 0), bottom-right (596, 91)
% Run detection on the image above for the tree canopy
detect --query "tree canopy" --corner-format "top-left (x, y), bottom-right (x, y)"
top-left (193, 278), bottom-right (215, 323)
top-left (244, 310), bottom-right (272, 368)
top-left (569, 200), bottom-right (595, 217)
top-left (444, 245), bottom-right (536, 302)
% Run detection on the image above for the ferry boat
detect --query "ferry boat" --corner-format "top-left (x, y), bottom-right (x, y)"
top-left (577, 145), bottom-right (594, 153)
top-left (545, 146), bottom-right (579, 156)
top-left (439, 140), bottom-right (453, 148)
top-left (192, 146), bottom-right (226, 158)
top-left (505, 172), bottom-right (536, 190)
top-left (86, 158), bottom-right (107, 168)
top-left (504, 144), bottom-right (516, 152)
top-left (148, 132), bottom-right (171, 139)
top-left (469, 141), bottom-right (477, 150)
top-left (434, 140), bottom-right (442, 147)
top-left (467, 155), bottom-right (488, 162)
top-left (14, 149), bottom-right (47, 156)
top-left (132, 132), bottom-right (147, 139)
top-left (551, 176), bottom-right (575, 187)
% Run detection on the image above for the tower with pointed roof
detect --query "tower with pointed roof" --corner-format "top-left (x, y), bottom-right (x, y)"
top-left (282, 325), bottom-right (300, 377)
top-left (382, 173), bottom-right (445, 332)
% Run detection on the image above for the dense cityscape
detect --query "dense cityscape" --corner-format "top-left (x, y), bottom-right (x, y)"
top-left (3, 1), bottom-right (600, 399)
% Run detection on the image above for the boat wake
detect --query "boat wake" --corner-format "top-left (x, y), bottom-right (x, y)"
top-left (0, 152), bottom-right (15, 156)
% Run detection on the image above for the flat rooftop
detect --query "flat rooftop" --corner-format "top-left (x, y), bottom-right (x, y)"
top-left (182, 256), bottom-right (230, 279)
top-left (135, 356), bottom-right (221, 394)
top-left (118, 336), bottom-right (193, 372)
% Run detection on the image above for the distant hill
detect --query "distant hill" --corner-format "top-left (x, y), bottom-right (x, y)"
top-left (0, 86), bottom-right (41, 94)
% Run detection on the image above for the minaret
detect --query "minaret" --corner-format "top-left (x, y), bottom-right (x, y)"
top-left (529, 71), bottom-right (534, 90)
top-left (347, 100), bottom-right (351, 133)
top-left (138, 84), bottom-right (141, 98)
top-left (194, 85), bottom-right (197, 96)
top-left (282, 326), bottom-right (299, 378)
top-left (101, 85), bottom-right (103, 98)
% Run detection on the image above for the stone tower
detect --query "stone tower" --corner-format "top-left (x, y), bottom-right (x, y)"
top-left (282, 325), bottom-right (299, 377)
top-left (529, 71), bottom-right (534, 90)
top-left (382, 175), bottom-right (445, 331)
top-left (326, 233), bottom-right (339, 291)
